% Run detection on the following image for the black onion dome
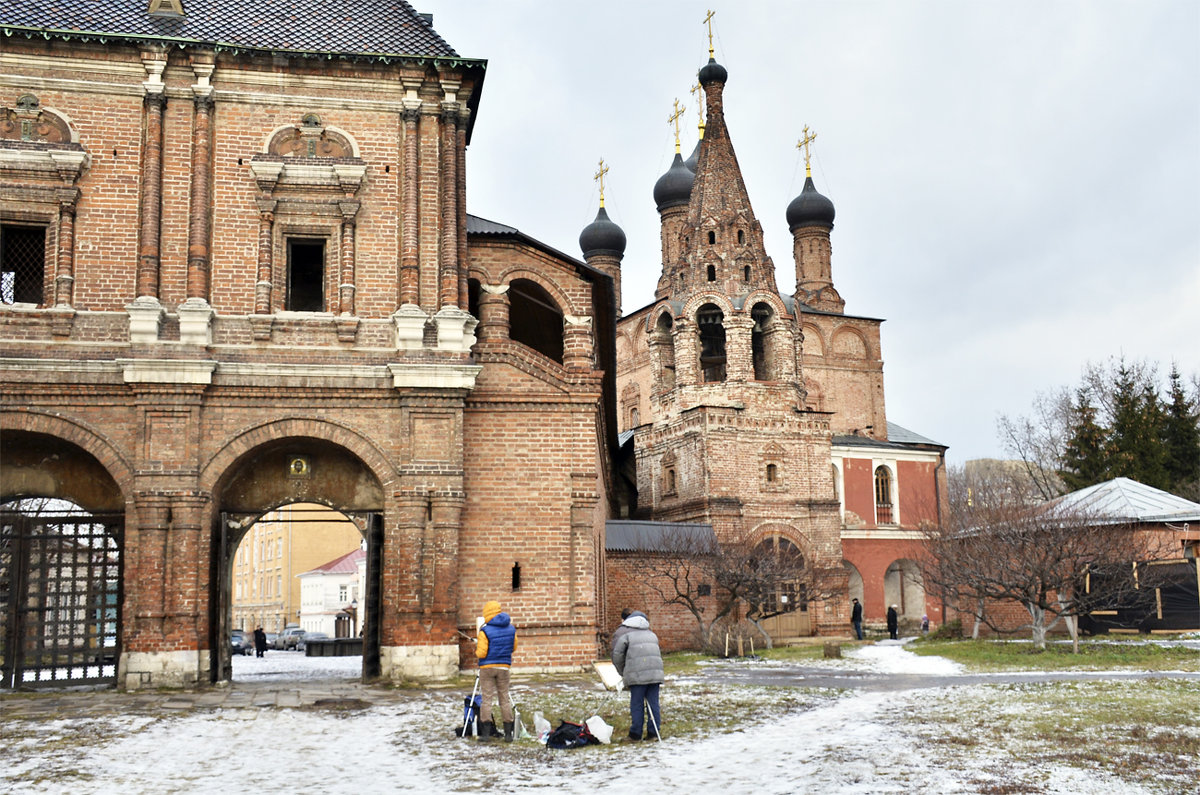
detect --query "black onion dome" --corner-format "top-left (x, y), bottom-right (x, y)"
top-left (653, 152), bottom-right (695, 211)
top-left (579, 206), bottom-right (627, 258)
top-left (683, 139), bottom-right (701, 173)
top-left (698, 57), bottom-right (728, 86)
top-left (786, 176), bottom-right (836, 230)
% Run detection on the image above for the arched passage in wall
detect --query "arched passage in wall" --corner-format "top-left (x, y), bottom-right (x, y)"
top-left (1, 429), bottom-right (126, 689)
top-left (696, 303), bottom-right (726, 382)
top-left (842, 560), bottom-right (864, 604)
top-left (210, 436), bottom-right (386, 683)
top-left (508, 278), bottom-right (564, 363)
top-left (883, 558), bottom-right (925, 621)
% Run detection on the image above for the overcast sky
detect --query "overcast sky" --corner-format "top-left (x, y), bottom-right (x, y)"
top-left (419, 0), bottom-right (1199, 464)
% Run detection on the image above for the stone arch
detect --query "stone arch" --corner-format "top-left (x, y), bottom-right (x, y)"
top-left (696, 302), bottom-right (726, 383)
top-left (801, 323), bottom-right (825, 356)
top-left (803, 376), bottom-right (824, 411)
top-left (497, 266), bottom-right (579, 316)
top-left (747, 523), bottom-right (812, 636)
top-left (200, 417), bottom-right (397, 500)
top-left (842, 560), bottom-right (864, 603)
top-left (507, 277), bottom-right (564, 363)
top-left (0, 411), bottom-right (132, 510)
top-left (832, 327), bottom-right (868, 359)
top-left (650, 309), bottom-right (676, 392)
top-left (750, 300), bottom-right (789, 381)
top-left (884, 558), bottom-right (925, 620)
top-left (262, 118), bottom-right (361, 159)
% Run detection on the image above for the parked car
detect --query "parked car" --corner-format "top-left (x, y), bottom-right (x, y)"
top-left (296, 631), bottom-right (329, 652)
top-left (230, 630), bottom-right (253, 656)
top-left (278, 626), bottom-right (306, 650)
top-left (264, 632), bottom-right (278, 651)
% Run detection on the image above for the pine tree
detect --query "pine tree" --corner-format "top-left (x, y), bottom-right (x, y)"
top-left (1105, 360), bottom-right (1168, 489)
top-left (1162, 364), bottom-right (1200, 499)
top-left (1059, 388), bottom-right (1109, 491)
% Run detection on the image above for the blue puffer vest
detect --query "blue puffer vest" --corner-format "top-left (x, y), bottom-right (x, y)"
top-left (480, 613), bottom-right (515, 667)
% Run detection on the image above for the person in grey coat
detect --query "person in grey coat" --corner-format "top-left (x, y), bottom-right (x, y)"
top-left (611, 611), bottom-right (664, 741)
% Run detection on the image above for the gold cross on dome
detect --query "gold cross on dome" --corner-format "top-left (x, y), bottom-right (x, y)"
top-left (704, 10), bottom-right (716, 58)
top-left (797, 125), bottom-right (818, 176)
top-left (690, 82), bottom-right (706, 137)
top-left (668, 99), bottom-right (685, 152)
top-left (594, 158), bottom-right (610, 207)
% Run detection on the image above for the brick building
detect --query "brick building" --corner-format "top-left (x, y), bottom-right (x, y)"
top-left (603, 50), bottom-right (948, 644)
top-left (1, 1), bottom-right (616, 689)
top-left (1, 3), bottom-right (945, 690)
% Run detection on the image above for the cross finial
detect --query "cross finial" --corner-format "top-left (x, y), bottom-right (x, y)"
top-left (704, 10), bottom-right (716, 58)
top-left (668, 98), bottom-right (685, 153)
top-left (797, 125), bottom-right (818, 177)
top-left (594, 158), bottom-right (610, 208)
top-left (690, 82), bottom-right (706, 139)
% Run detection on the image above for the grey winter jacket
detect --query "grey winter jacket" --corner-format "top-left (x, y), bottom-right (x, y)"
top-left (611, 613), bottom-right (664, 686)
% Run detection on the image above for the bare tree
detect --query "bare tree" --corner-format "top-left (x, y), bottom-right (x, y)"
top-left (923, 465), bottom-right (1171, 651)
top-left (627, 526), bottom-right (837, 651)
top-left (996, 387), bottom-right (1071, 500)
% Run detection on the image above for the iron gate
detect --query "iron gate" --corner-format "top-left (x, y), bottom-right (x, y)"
top-left (0, 510), bottom-right (123, 689)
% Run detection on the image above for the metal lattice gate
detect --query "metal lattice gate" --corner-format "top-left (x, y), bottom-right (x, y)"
top-left (0, 511), bottom-right (123, 689)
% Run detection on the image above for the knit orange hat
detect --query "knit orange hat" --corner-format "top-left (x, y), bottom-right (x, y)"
top-left (483, 600), bottom-right (502, 621)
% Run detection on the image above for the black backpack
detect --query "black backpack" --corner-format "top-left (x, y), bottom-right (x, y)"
top-left (545, 720), bottom-right (593, 749)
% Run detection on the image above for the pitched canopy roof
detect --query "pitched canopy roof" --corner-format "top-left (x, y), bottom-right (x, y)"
top-left (298, 547), bottom-right (365, 577)
top-left (1053, 477), bottom-right (1200, 524)
top-left (3, 0), bottom-right (464, 60)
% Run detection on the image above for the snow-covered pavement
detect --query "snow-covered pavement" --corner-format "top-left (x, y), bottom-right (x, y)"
top-left (3, 642), bottom-right (1191, 794)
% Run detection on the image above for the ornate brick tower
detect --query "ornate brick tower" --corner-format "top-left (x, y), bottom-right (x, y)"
top-left (613, 43), bottom-right (846, 637)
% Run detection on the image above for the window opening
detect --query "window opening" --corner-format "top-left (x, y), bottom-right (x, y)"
top-left (286, 238), bottom-right (325, 311)
top-left (511, 562), bottom-right (521, 591)
top-left (766, 463), bottom-right (778, 482)
top-left (707, 264), bottom-right (716, 282)
top-left (697, 304), bottom-right (727, 382)
top-left (707, 230), bottom-right (715, 245)
top-left (874, 466), bottom-right (894, 524)
top-left (744, 265), bottom-right (751, 281)
top-left (665, 467), bottom-right (677, 494)
top-left (751, 303), bottom-right (773, 380)
top-left (1, 224), bottom-right (46, 305)
top-left (738, 229), bottom-right (745, 244)
top-left (508, 279), bottom-right (564, 363)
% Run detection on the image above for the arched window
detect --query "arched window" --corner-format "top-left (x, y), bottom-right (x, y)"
top-left (630, 407), bottom-right (639, 426)
top-left (654, 312), bottom-right (676, 390)
top-left (751, 302), bottom-right (774, 381)
top-left (665, 467), bottom-right (677, 494)
top-left (751, 536), bottom-right (806, 615)
top-left (508, 278), bottom-right (563, 363)
top-left (737, 229), bottom-right (745, 245)
top-left (697, 303), bottom-right (726, 382)
top-left (874, 466), bottom-right (894, 524)
top-left (707, 230), bottom-right (716, 245)
top-left (744, 265), bottom-right (751, 281)
top-left (707, 264), bottom-right (716, 282)
top-left (766, 463), bottom-right (778, 482)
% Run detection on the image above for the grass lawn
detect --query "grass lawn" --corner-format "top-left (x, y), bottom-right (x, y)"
top-left (907, 636), bottom-right (1200, 672)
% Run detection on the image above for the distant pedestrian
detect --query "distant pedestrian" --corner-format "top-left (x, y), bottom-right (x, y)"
top-left (850, 598), bottom-right (864, 640)
top-left (921, 614), bottom-right (930, 635)
top-left (253, 626), bottom-right (267, 657)
top-left (886, 605), bottom-right (899, 640)
top-left (611, 611), bottom-right (664, 741)
top-left (476, 600), bottom-right (517, 742)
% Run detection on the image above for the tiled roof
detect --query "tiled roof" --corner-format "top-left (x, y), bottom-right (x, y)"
top-left (1053, 477), bottom-right (1200, 524)
top-left (2, 0), bottom-right (461, 59)
top-left (886, 421), bottom-right (945, 448)
top-left (298, 547), bottom-right (365, 576)
top-left (466, 214), bottom-right (519, 236)
top-left (606, 520), bottom-right (716, 553)
top-left (832, 421), bottom-right (946, 451)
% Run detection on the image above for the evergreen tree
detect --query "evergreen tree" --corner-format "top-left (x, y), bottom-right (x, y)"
top-left (1059, 388), bottom-right (1108, 491)
top-left (1105, 360), bottom-right (1168, 490)
top-left (1162, 364), bottom-right (1200, 499)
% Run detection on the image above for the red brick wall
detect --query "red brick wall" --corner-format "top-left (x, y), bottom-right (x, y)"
top-left (843, 457), bottom-right (875, 527)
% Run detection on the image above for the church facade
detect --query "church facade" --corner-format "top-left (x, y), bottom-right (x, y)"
top-left (0, 2), bottom-right (943, 690)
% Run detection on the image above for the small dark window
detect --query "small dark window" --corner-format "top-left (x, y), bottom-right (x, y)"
top-left (737, 229), bottom-right (745, 244)
top-left (665, 468), bottom-right (677, 493)
top-left (286, 238), bottom-right (325, 311)
top-left (766, 463), bottom-right (778, 482)
top-left (707, 264), bottom-right (716, 282)
top-left (744, 265), bottom-right (751, 281)
top-left (707, 230), bottom-right (715, 245)
top-left (1, 224), bottom-right (46, 305)
top-left (511, 562), bottom-right (521, 591)
top-left (697, 583), bottom-right (712, 597)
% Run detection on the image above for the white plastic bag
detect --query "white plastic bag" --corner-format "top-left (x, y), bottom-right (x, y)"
top-left (533, 710), bottom-right (551, 744)
top-left (584, 715), bottom-right (614, 744)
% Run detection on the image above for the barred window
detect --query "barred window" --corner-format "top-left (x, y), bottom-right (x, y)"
top-left (1, 224), bottom-right (46, 305)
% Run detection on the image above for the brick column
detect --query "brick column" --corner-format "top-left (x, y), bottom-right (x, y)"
top-left (563, 315), bottom-right (594, 372)
top-left (475, 283), bottom-right (509, 342)
top-left (137, 92), bottom-right (165, 299)
top-left (456, 109), bottom-right (470, 310)
top-left (724, 314), bottom-right (754, 382)
top-left (186, 92), bottom-right (214, 301)
top-left (338, 201), bottom-right (359, 315)
top-left (186, 54), bottom-right (215, 302)
top-left (53, 192), bottom-right (78, 306)
top-left (673, 319), bottom-right (700, 387)
top-left (399, 106), bottom-right (420, 307)
top-left (438, 104), bottom-right (459, 308)
top-left (254, 199), bottom-right (275, 314)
